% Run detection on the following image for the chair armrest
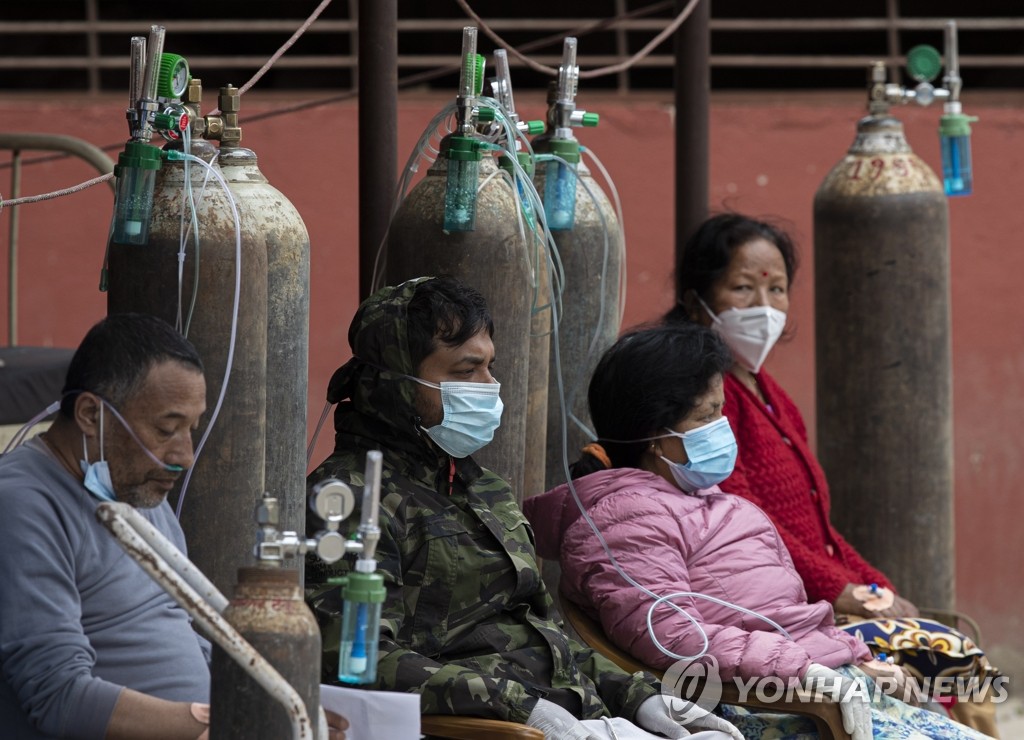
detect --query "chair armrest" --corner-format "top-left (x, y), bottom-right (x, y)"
top-left (420, 715), bottom-right (544, 740)
top-left (719, 683), bottom-right (847, 740)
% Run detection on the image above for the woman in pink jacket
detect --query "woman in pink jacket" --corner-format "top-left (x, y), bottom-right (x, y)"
top-left (524, 324), bottom-right (992, 740)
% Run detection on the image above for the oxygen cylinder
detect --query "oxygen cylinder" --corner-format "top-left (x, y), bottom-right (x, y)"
top-left (210, 566), bottom-right (322, 739)
top-left (106, 138), bottom-right (269, 596)
top-left (813, 113), bottom-right (953, 610)
top-left (386, 151), bottom-right (532, 502)
top-left (218, 145), bottom-right (311, 562)
top-left (536, 155), bottom-right (622, 492)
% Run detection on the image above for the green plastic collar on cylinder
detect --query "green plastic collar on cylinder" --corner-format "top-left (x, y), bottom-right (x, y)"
top-left (939, 112), bottom-right (978, 137)
top-left (548, 138), bottom-right (580, 164)
top-left (446, 135), bottom-right (482, 162)
top-left (341, 570), bottom-right (386, 603)
top-left (115, 141), bottom-right (163, 176)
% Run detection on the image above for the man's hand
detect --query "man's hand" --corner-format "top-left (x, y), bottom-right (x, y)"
top-left (635, 695), bottom-right (744, 740)
top-left (325, 709), bottom-right (349, 740)
top-left (803, 663), bottom-right (872, 740)
top-left (526, 698), bottom-right (599, 740)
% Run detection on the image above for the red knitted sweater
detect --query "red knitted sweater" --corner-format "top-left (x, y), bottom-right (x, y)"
top-left (722, 370), bottom-right (895, 604)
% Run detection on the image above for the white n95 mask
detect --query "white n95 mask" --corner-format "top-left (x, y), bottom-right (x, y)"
top-left (701, 298), bottom-right (786, 373)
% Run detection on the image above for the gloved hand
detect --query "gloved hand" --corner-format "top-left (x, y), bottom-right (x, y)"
top-left (635, 695), bottom-right (744, 740)
top-left (803, 663), bottom-right (872, 740)
top-left (526, 698), bottom-right (599, 740)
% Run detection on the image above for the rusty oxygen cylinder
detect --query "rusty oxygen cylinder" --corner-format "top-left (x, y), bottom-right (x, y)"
top-left (813, 97), bottom-right (953, 610)
top-left (386, 150), bottom-right (532, 503)
top-left (218, 140), bottom-right (311, 567)
top-left (106, 131), bottom-right (269, 597)
top-left (209, 566), bottom-right (322, 739)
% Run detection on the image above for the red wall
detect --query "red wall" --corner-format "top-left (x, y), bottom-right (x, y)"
top-left (1, 91), bottom-right (1021, 674)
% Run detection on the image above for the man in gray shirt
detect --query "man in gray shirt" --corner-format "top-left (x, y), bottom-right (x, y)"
top-left (0, 314), bottom-right (212, 739)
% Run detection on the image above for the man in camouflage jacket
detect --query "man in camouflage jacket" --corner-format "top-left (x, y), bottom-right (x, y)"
top-left (306, 276), bottom-right (660, 726)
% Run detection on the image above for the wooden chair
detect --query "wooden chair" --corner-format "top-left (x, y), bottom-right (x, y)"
top-left (420, 715), bottom-right (543, 739)
top-left (561, 597), bottom-right (850, 740)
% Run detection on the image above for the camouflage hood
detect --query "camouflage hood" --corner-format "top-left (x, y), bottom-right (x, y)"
top-left (326, 277), bottom-right (437, 463)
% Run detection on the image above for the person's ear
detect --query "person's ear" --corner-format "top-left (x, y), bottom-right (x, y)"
top-left (682, 290), bottom-right (708, 325)
top-left (74, 393), bottom-right (102, 438)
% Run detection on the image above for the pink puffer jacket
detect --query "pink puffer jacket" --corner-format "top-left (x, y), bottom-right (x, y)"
top-left (523, 468), bottom-right (871, 679)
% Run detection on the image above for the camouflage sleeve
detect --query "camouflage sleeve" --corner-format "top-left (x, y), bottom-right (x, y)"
top-left (307, 516), bottom-right (542, 724)
top-left (377, 631), bottom-right (540, 724)
top-left (569, 636), bottom-right (661, 722)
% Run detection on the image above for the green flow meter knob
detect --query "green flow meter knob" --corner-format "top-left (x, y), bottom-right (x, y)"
top-left (581, 112), bottom-right (600, 127)
top-left (476, 106), bottom-right (496, 124)
top-left (907, 45), bottom-right (942, 84)
top-left (524, 120), bottom-right (546, 135)
top-left (473, 54), bottom-right (486, 96)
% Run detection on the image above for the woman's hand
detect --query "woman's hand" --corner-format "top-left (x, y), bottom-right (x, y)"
top-left (834, 583), bottom-right (876, 618)
top-left (876, 593), bottom-right (919, 619)
top-left (834, 584), bottom-right (919, 619)
top-left (857, 659), bottom-right (917, 705)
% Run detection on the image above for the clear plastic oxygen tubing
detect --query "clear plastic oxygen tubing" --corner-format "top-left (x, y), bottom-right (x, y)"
top-left (545, 244), bottom-right (793, 663)
top-left (536, 151), bottom-right (612, 444)
top-left (1, 401), bottom-right (60, 456)
top-left (500, 145), bottom-right (566, 326)
top-left (183, 150), bottom-right (219, 338)
top-left (580, 145), bottom-right (628, 326)
top-left (370, 102), bottom-right (459, 293)
top-left (164, 149), bottom-right (242, 519)
top-left (175, 125), bottom-right (197, 333)
top-left (306, 399), bottom-right (333, 469)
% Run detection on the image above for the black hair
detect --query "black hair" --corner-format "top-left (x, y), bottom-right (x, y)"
top-left (407, 276), bottom-right (495, 372)
top-left (60, 313), bottom-right (204, 418)
top-left (570, 323), bottom-right (732, 478)
top-left (663, 212), bottom-right (799, 324)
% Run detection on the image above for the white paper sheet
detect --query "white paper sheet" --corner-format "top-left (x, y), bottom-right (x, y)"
top-left (319, 684), bottom-right (420, 740)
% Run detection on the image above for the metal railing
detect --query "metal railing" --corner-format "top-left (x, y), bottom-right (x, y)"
top-left (0, 134), bottom-right (114, 346)
top-left (0, 1), bottom-right (1022, 93)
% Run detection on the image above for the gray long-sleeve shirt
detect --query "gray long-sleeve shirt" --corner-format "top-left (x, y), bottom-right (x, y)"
top-left (0, 437), bottom-right (211, 739)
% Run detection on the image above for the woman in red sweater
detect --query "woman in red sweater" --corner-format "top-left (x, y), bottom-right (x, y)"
top-left (663, 213), bottom-right (998, 736)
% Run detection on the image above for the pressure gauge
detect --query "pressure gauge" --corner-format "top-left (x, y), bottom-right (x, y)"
top-left (157, 53), bottom-right (190, 99)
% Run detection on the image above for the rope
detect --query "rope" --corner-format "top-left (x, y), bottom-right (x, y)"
top-left (454, 0), bottom-right (701, 79)
top-left (208, 0), bottom-right (335, 115)
top-left (0, 172), bottom-right (113, 210)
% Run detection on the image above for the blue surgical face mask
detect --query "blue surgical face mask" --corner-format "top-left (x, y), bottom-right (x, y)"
top-left (80, 403), bottom-right (116, 502)
top-left (657, 416), bottom-right (738, 493)
top-left (78, 397), bottom-right (184, 502)
top-left (412, 378), bottom-right (503, 459)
